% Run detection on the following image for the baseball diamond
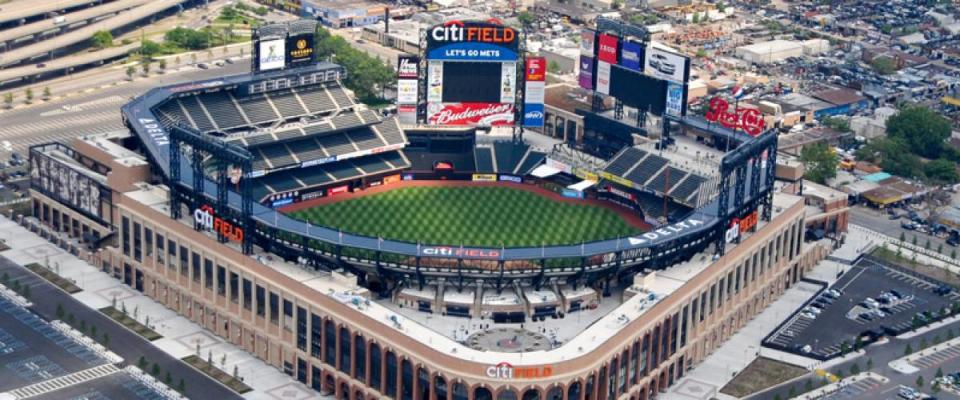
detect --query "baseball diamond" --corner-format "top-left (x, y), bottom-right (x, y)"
top-left (284, 181), bottom-right (649, 248)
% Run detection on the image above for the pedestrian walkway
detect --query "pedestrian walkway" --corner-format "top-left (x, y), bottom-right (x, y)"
top-left (7, 363), bottom-right (120, 399)
top-left (0, 215), bottom-right (328, 400)
top-left (662, 281), bottom-right (824, 400)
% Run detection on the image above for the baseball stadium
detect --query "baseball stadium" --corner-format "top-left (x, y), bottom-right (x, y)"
top-left (25, 18), bottom-right (831, 400)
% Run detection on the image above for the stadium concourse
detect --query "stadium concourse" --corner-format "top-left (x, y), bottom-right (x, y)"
top-left (24, 20), bottom-right (833, 400)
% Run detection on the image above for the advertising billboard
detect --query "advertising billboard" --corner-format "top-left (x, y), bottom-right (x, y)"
top-left (30, 150), bottom-right (109, 222)
top-left (621, 41), bottom-right (644, 71)
top-left (643, 44), bottom-right (688, 84)
top-left (397, 80), bottom-right (419, 104)
top-left (580, 29), bottom-right (596, 56)
top-left (258, 38), bottom-right (286, 71)
top-left (578, 55), bottom-right (594, 90)
top-left (427, 102), bottom-right (514, 126)
top-left (397, 55), bottom-right (419, 79)
top-left (500, 62), bottom-right (516, 103)
top-left (398, 104), bottom-right (417, 125)
top-left (665, 82), bottom-right (685, 117)
top-left (523, 57), bottom-right (546, 127)
top-left (425, 20), bottom-right (519, 62)
top-left (427, 60), bottom-right (444, 102)
top-left (287, 34), bottom-right (315, 65)
top-left (597, 33), bottom-right (618, 64)
top-left (610, 64), bottom-right (668, 115)
top-left (596, 61), bottom-right (611, 95)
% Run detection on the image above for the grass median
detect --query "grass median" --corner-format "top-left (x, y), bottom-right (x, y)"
top-left (182, 355), bottom-right (253, 394)
top-left (99, 306), bottom-right (162, 341)
top-left (25, 263), bottom-right (82, 294)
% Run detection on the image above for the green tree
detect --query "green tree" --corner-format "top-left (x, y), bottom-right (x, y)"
top-left (773, 394), bottom-right (782, 400)
top-left (220, 4), bottom-right (239, 21)
top-left (90, 325), bottom-right (97, 338)
top-left (900, 232), bottom-right (906, 242)
top-left (692, 13), bottom-right (701, 23)
top-left (952, 249), bottom-right (957, 260)
top-left (152, 362), bottom-right (160, 376)
top-left (547, 60), bottom-right (561, 74)
top-left (936, 366), bottom-right (944, 378)
top-left (140, 40), bottom-right (162, 59)
top-left (91, 30), bottom-right (113, 49)
top-left (3, 92), bottom-right (12, 108)
top-left (887, 106), bottom-right (952, 159)
top-left (24, 88), bottom-right (33, 103)
top-left (611, 0), bottom-right (624, 9)
top-left (923, 159), bottom-right (959, 184)
top-left (517, 11), bottom-right (535, 27)
top-left (840, 340), bottom-right (851, 355)
top-left (717, 1), bottom-right (726, 12)
top-left (42, 86), bottom-right (51, 99)
top-left (138, 356), bottom-right (148, 369)
top-left (165, 371), bottom-right (172, 385)
top-left (866, 358), bottom-right (874, 371)
top-left (871, 57), bottom-right (896, 75)
top-left (925, 239), bottom-right (931, 250)
top-left (158, 59), bottom-right (167, 71)
top-left (177, 378), bottom-right (185, 393)
top-left (66, 312), bottom-right (75, 325)
top-left (126, 66), bottom-right (136, 80)
top-left (21, 285), bottom-right (29, 299)
top-left (799, 142), bottom-right (838, 184)
top-left (821, 116), bottom-right (851, 132)
top-left (79, 320), bottom-right (86, 333)
top-left (102, 333), bottom-right (109, 346)
top-left (905, 343), bottom-right (914, 355)
top-left (696, 49), bottom-right (707, 58)
top-left (913, 235), bottom-right (918, 246)
top-left (56, 303), bottom-right (65, 319)
top-left (141, 61), bottom-right (150, 76)
top-left (917, 375), bottom-right (924, 388)
top-left (850, 363), bottom-right (861, 375)
top-left (938, 243), bottom-right (944, 254)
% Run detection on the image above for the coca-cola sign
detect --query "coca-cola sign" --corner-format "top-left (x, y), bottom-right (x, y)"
top-left (427, 102), bottom-right (514, 126)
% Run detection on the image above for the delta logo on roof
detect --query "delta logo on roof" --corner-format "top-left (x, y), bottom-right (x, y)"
top-left (627, 217), bottom-right (706, 246)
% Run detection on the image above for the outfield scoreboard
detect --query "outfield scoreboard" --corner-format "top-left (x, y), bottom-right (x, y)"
top-left (423, 20), bottom-right (520, 127)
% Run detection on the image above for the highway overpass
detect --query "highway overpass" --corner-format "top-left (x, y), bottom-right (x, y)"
top-left (0, 0), bottom-right (154, 51)
top-left (0, 0), bottom-right (110, 27)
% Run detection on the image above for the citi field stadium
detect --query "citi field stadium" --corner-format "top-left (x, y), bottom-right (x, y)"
top-left (26, 18), bottom-right (831, 400)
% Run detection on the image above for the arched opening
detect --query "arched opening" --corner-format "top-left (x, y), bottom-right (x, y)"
top-left (417, 366), bottom-right (430, 400)
top-left (435, 375), bottom-right (448, 400)
top-left (401, 359), bottom-right (414, 400)
top-left (498, 390), bottom-right (518, 400)
top-left (355, 390), bottom-right (365, 400)
top-left (453, 381), bottom-right (468, 400)
top-left (385, 351), bottom-right (398, 397)
top-left (369, 343), bottom-right (382, 391)
top-left (475, 387), bottom-right (493, 400)
top-left (585, 374), bottom-right (595, 400)
top-left (339, 327), bottom-right (352, 374)
top-left (354, 335), bottom-right (366, 383)
top-left (339, 382), bottom-right (349, 400)
top-left (522, 389), bottom-right (541, 400)
top-left (324, 319), bottom-right (336, 366)
top-left (568, 381), bottom-right (582, 400)
top-left (546, 386), bottom-right (562, 400)
top-left (324, 375), bottom-right (335, 395)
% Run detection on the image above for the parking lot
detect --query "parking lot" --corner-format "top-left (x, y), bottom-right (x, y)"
top-left (764, 256), bottom-right (960, 359)
top-left (0, 295), bottom-right (111, 392)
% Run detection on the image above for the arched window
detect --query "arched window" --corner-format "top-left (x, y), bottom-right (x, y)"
top-left (417, 367), bottom-right (430, 400)
top-left (584, 374), bottom-right (595, 400)
top-left (339, 327), bottom-right (351, 374)
top-left (453, 381), bottom-right (468, 400)
top-left (369, 343), bottom-right (382, 392)
top-left (568, 381), bottom-right (582, 400)
top-left (354, 335), bottom-right (366, 383)
top-left (475, 387), bottom-right (493, 400)
top-left (339, 382), bottom-right (349, 400)
top-left (324, 319), bottom-right (336, 366)
top-left (385, 351), bottom-right (398, 397)
top-left (546, 386), bottom-right (562, 400)
top-left (435, 375), bottom-right (448, 400)
top-left (354, 390), bottom-right (364, 400)
top-left (498, 390), bottom-right (518, 400)
top-left (401, 359), bottom-right (414, 400)
top-left (522, 389), bottom-right (541, 400)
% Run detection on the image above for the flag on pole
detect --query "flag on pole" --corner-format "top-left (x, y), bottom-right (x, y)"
top-left (732, 85), bottom-right (745, 100)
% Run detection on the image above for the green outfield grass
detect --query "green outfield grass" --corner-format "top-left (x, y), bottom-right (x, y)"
top-left (288, 186), bottom-right (644, 247)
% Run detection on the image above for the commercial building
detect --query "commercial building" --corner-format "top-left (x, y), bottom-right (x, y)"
top-left (735, 40), bottom-right (804, 64)
top-left (301, 0), bottom-right (388, 28)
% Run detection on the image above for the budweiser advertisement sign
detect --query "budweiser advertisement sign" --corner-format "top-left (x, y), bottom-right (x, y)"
top-left (427, 102), bottom-right (514, 126)
top-left (704, 97), bottom-right (765, 136)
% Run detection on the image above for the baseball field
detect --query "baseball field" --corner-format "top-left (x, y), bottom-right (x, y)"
top-left (286, 183), bottom-right (648, 248)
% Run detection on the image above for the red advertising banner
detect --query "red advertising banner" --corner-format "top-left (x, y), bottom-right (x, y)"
top-left (525, 57), bottom-right (546, 82)
top-left (597, 34), bottom-right (618, 64)
top-left (427, 102), bottom-right (515, 126)
top-left (329, 185), bottom-right (349, 195)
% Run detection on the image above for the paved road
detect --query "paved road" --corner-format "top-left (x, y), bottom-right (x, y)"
top-left (0, 61), bottom-right (249, 160)
top-left (0, 256), bottom-right (243, 400)
top-left (850, 206), bottom-right (955, 254)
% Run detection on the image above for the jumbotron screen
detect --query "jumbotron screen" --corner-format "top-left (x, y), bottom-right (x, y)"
top-left (441, 62), bottom-right (502, 103)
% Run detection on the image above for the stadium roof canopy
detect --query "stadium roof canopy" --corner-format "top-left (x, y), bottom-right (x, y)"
top-left (531, 164), bottom-right (560, 178)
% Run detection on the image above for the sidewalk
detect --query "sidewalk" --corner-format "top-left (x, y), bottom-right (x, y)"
top-left (0, 215), bottom-right (328, 400)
